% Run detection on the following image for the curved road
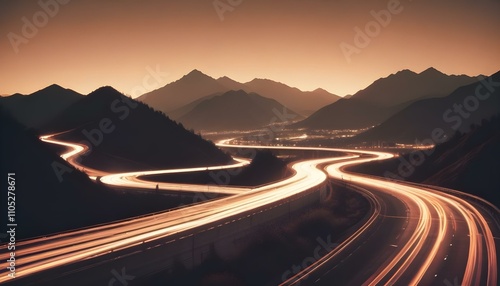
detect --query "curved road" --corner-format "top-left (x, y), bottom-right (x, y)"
top-left (1, 135), bottom-right (497, 286)
top-left (281, 155), bottom-right (498, 286)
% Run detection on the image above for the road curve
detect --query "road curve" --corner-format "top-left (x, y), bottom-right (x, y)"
top-left (0, 136), bottom-right (358, 284)
top-left (280, 152), bottom-right (498, 286)
top-left (1, 136), bottom-right (496, 286)
top-left (41, 134), bottom-right (251, 194)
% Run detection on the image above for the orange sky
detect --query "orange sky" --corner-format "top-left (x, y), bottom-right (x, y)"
top-left (1, 0), bottom-right (499, 97)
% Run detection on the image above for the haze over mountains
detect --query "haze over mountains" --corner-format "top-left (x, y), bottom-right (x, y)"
top-left (353, 71), bottom-right (500, 144)
top-left (2, 67), bottom-right (497, 148)
top-left (138, 69), bottom-right (340, 117)
top-left (0, 84), bottom-right (83, 128)
top-left (241, 79), bottom-right (341, 116)
top-left (41, 86), bottom-right (232, 171)
top-left (295, 68), bottom-right (482, 130)
top-left (177, 90), bottom-right (303, 131)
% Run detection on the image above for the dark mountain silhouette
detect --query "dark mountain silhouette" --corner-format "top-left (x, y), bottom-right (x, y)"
top-left (351, 67), bottom-right (480, 106)
top-left (419, 116), bottom-right (500, 207)
top-left (0, 84), bottom-right (83, 128)
top-left (168, 92), bottom-right (224, 120)
top-left (216, 76), bottom-right (247, 91)
top-left (138, 70), bottom-right (340, 118)
top-left (295, 68), bottom-right (481, 130)
top-left (350, 116), bottom-right (500, 207)
top-left (177, 90), bottom-right (303, 131)
top-left (0, 107), bottom-right (196, 238)
top-left (138, 69), bottom-right (229, 114)
top-left (243, 79), bottom-right (340, 116)
top-left (293, 98), bottom-right (388, 130)
top-left (353, 71), bottom-right (500, 143)
top-left (41, 86), bottom-right (232, 172)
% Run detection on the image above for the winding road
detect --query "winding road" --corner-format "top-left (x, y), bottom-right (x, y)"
top-left (0, 135), bottom-right (497, 286)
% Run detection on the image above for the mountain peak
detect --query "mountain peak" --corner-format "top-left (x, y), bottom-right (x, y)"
top-left (184, 69), bottom-right (211, 79)
top-left (35, 84), bottom-right (67, 94)
top-left (248, 78), bottom-right (273, 84)
top-left (420, 67), bottom-right (445, 76)
top-left (87, 86), bottom-right (123, 99)
top-left (30, 84), bottom-right (82, 99)
top-left (91, 85), bottom-right (120, 94)
top-left (46, 83), bottom-right (65, 90)
top-left (188, 69), bottom-right (203, 75)
top-left (313, 88), bottom-right (329, 93)
top-left (393, 69), bottom-right (417, 76)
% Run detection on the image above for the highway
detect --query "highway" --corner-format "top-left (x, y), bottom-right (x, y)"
top-left (41, 134), bottom-right (251, 194)
top-left (215, 142), bottom-right (498, 285)
top-left (0, 135), bottom-right (356, 284)
top-left (1, 135), bottom-right (497, 285)
top-left (281, 153), bottom-right (498, 286)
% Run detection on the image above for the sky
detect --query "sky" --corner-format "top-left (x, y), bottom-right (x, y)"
top-left (1, 0), bottom-right (499, 97)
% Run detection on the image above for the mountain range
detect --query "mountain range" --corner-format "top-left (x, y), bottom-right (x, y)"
top-left (41, 86), bottom-right (232, 172)
top-left (138, 69), bottom-right (340, 117)
top-left (294, 68), bottom-right (482, 130)
top-left (0, 84), bottom-right (83, 128)
top-left (354, 71), bottom-right (500, 143)
top-left (2, 67), bottom-right (496, 147)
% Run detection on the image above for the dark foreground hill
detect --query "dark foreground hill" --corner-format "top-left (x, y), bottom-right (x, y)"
top-left (41, 86), bottom-right (232, 172)
top-left (0, 108), bottom-right (198, 239)
top-left (350, 116), bottom-right (500, 207)
top-left (0, 84), bottom-right (83, 128)
top-left (177, 90), bottom-right (303, 131)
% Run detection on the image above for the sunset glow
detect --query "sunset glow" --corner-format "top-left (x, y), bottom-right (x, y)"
top-left (1, 0), bottom-right (499, 96)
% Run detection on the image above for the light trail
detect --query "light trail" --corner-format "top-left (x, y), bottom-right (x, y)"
top-left (0, 135), bottom-right (496, 286)
top-left (281, 151), bottom-right (497, 286)
top-left (99, 157), bottom-right (251, 195)
top-left (41, 134), bottom-right (252, 194)
top-left (0, 136), bottom-right (357, 283)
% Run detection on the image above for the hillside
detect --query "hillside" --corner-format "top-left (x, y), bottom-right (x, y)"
top-left (177, 90), bottom-right (303, 131)
top-left (168, 92), bottom-right (223, 120)
top-left (139, 69), bottom-right (228, 114)
top-left (0, 84), bottom-right (83, 128)
top-left (350, 116), bottom-right (500, 207)
top-left (295, 68), bottom-right (481, 130)
top-left (41, 86), bottom-right (232, 172)
top-left (351, 67), bottom-right (480, 106)
top-left (420, 116), bottom-right (500, 207)
top-left (139, 70), bottom-right (340, 118)
top-left (293, 98), bottom-right (389, 130)
top-left (243, 79), bottom-right (340, 116)
top-left (354, 71), bottom-right (500, 143)
top-left (0, 107), bottom-right (195, 238)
